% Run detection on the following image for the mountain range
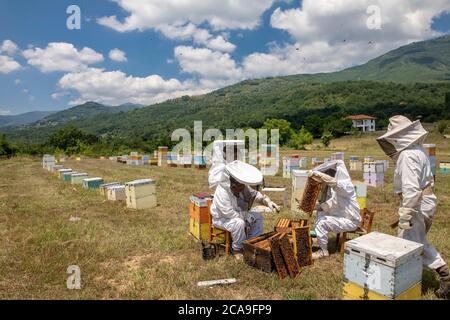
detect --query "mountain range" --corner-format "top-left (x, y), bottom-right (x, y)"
top-left (3, 35), bottom-right (450, 144)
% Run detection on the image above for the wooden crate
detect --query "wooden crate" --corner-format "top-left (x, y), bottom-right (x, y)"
top-left (243, 232), bottom-right (277, 273)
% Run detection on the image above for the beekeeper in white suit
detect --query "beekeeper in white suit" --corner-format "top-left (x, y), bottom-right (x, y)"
top-left (210, 160), bottom-right (280, 258)
top-left (209, 140), bottom-right (244, 189)
top-left (377, 115), bottom-right (449, 299)
top-left (308, 160), bottom-right (361, 260)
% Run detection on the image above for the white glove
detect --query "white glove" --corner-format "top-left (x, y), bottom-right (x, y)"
top-left (307, 171), bottom-right (337, 187)
top-left (268, 201), bottom-right (280, 213)
top-left (398, 207), bottom-right (416, 230)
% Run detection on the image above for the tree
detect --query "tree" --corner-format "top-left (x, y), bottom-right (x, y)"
top-left (289, 126), bottom-right (313, 150)
top-left (445, 92), bottom-right (450, 109)
top-left (321, 131), bottom-right (333, 147)
top-left (0, 134), bottom-right (15, 158)
top-left (262, 119), bottom-right (294, 145)
top-left (324, 118), bottom-right (353, 138)
top-left (303, 115), bottom-right (324, 138)
top-left (48, 127), bottom-right (98, 152)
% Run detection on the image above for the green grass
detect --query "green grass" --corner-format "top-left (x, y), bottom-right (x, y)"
top-left (0, 131), bottom-right (449, 299)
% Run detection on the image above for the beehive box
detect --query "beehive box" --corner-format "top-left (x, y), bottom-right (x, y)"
top-left (58, 168), bottom-right (72, 178)
top-left (343, 232), bottom-right (423, 300)
top-left (440, 161), bottom-right (450, 174)
top-left (349, 160), bottom-right (363, 172)
top-left (364, 172), bottom-right (384, 188)
top-left (125, 179), bottom-right (157, 209)
top-left (189, 218), bottom-right (211, 241)
top-left (343, 281), bottom-right (421, 300)
top-left (189, 194), bottom-right (213, 224)
top-left (364, 156), bottom-right (374, 163)
top-left (99, 182), bottom-right (121, 197)
top-left (107, 185), bottom-right (126, 201)
top-left (71, 173), bottom-right (88, 184)
top-left (82, 177), bottom-right (104, 189)
top-left (51, 164), bottom-right (64, 173)
top-left (243, 232), bottom-right (278, 273)
top-left (291, 170), bottom-right (308, 213)
top-left (63, 172), bottom-right (78, 182)
top-left (354, 182), bottom-right (367, 209)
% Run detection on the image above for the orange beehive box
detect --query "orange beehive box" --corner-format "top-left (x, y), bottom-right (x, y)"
top-left (189, 194), bottom-right (213, 224)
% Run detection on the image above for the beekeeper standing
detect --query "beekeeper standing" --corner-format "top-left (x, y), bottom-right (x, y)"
top-left (377, 115), bottom-right (449, 299)
top-left (208, 140), bottom-right (243, 189)
top-left (210, 161), bottom-right (280, 258)
top-left (308, 160), bottom-right (361, 260)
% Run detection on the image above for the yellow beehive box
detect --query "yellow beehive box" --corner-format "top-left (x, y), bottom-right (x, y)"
top-left (126, 194), bottom-right (157, 209)
top-left (125, 179), bottom-right (156, 199)
top-left (357, 197), bottom-right (366, 210)
top-left (343, 281), bottom-right (421, 300)
top-left (189, 217), bottom-right (210, 241)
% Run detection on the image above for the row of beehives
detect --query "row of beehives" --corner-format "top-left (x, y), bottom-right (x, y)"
top-left (42, 155), bottom-right (157, 210)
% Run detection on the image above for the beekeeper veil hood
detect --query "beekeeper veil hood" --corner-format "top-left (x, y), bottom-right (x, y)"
top-left (219, 160), bottom-right (263, 189)
top-left (209, 140), bottom-right (244, 188)
top-left (313, 160), bottom-right (351, 182)
top-left (376, 115), bottom-right (428, 160)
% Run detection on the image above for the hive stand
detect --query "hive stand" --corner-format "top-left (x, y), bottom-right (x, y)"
top-left (336, 208), bottom-right (375, 254)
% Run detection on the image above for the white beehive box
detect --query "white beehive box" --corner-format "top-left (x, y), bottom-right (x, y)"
top-left (51, 164), bottom-right (64, 173)
top-left (107, 185), bottom-right (126, 201)
top-left (71, 173), bottom-right (88, 185)
top-left (99, 182), bottom-right (121, 197)
top-left (58, 168), bottom-right (72, 178)
top-left (125, 179), bottom-right (157, 209)
top-left (291, 170), bottom-right (308, 212)
top-left (344, 232), bottom-right (423, 299)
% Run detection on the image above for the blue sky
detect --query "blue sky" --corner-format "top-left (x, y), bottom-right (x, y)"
top-left (0, 0), bottom-right (449, 115)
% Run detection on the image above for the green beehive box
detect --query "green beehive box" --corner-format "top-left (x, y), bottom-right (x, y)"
top-left (63, 172), bottom-right (78, 182)
top-left (82, 177), bottom-right (104, 189)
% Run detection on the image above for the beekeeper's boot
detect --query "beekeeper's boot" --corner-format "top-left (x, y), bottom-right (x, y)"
top-left (312, 248), bottom-right (329, 260)
top-left (436, 265), bottom-right (450, 299)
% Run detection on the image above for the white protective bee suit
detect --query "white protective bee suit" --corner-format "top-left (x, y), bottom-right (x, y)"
top-left (208, 140), bottom-right (244, 189)
top-left (377, 115), bottom-right (446, 270)
top-left (210, 161), bottom-right (275, 251)
top-left (311, 160), bottom-right (361, 252)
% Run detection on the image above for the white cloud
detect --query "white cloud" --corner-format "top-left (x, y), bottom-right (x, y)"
top-left (97, 0), bottom-right (275, 31)
top-left (0, 55), bottom-right (21, 74)
top-left (97, 0), bottom-right (276, 51)
top-left (51, 92), bottom-right (69, 100)
top-left (0, 109), bottom-right (11, 116)
top-left (22, 89), bottom-right (29, 94)
top-left (0, 40), bottom-right (19, 56)
top-left (57, 67), bottom-right (209, 106)
top-left (158, 23), bottom-right (236, 52)
top-left (109, 48), bottom-right (127, 62)
top-left (175, 46), bottom-right (242, 80)
top-left (14, 79), bottom-right (21, 85)
top-left (264, 0), bottom-right (450, 75)
top-left (23, 42), bottom-right (104, 73)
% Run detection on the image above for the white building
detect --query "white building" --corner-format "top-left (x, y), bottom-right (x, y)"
top-left (346, 115), bottom-right (377, 132)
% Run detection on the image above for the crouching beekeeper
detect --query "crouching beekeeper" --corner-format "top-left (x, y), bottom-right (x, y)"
top-left (377, 115), bottom-right (449, 299)
top-left (308, 160), bottom-right (361, 260)
top-left (210, 160), bottom-right (280, 256)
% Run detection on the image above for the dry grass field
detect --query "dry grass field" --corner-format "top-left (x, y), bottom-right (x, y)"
top-left (0, 131), bottom-right (449, 299)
